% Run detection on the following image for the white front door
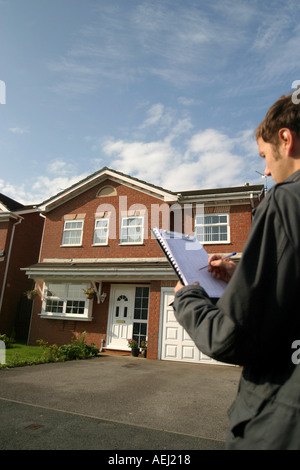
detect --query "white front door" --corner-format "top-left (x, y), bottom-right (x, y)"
top-left (106, 285), bottom-right (135, 350)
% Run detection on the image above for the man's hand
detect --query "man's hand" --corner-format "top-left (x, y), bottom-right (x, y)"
top-left (174, 281), bottom-right (184, 293)
top-left (208, 254), bottom-right (236, 283)
top-left (174, 281), bottom-right (200, 294)
top-left (174, 254), bottom-right (236, 294)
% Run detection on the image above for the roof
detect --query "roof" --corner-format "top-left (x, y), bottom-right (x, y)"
top-left (23, 258), bottom-right (176, 281)
top-left (179, 184), bottom-right (264, 197)
top-left (38, 167), bottom-right (179, 212)
top-left (37, 166), bottom-right (264, 213)
top-left (0, 193), bottom-right (25, 212)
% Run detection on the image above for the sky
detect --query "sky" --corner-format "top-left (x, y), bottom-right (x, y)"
top-left (1, 0), bottom-right (300, 205)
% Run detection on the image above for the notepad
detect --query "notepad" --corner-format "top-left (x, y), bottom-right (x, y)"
top-left (152, 227), bottom-right (227, 298)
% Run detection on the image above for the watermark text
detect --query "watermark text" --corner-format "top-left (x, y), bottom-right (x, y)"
top-left (291, 80), bottom-right (300, 104)
top-left (0, 80), bottom-right (6, 104)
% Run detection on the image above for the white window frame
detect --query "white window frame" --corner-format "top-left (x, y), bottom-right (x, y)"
top-left (120, 216), bottom-right (144, 245)
top-left (40, 282), bottom-right (93, 321)
top-left (93, 217), bottom-right (109, 246)
top-left (61, 220), bottom-right (84, 246)
top-left (194, 213), bottom-right (230, 244)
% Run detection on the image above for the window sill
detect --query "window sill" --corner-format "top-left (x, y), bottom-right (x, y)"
top-left (39, 313), bottom-right (93, 321)
top-left (60, 245), bottom-right (83, 248)
top-left (118, 243), bottom-right (145, 246)
top-left (202, 241), bottom-right (231, 245)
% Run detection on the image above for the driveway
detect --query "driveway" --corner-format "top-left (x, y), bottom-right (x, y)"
top-left (0, 354), bottom-right (240, 451)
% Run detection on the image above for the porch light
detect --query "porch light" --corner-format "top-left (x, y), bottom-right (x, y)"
top-left (100, 292), bottom-right (107, 303)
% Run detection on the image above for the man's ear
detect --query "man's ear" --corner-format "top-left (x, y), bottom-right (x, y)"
top-left (278, 128), bottom-right (294, 155)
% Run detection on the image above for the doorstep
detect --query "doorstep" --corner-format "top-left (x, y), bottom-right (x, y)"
top-left (101, 349), bottom-right (131, 357)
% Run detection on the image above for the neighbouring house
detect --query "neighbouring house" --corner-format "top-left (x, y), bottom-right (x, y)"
top-left (0, 194), bottom-right (44, 341)
top-left (24, 167), bottom-right (264, 364)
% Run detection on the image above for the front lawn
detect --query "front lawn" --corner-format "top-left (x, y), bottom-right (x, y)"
top-left (2, 343), bottom-right (47, 368)
top-left (5, 343), bottom-right (44, 367)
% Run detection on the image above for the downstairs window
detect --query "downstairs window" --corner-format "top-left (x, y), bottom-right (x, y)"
top-left (41, 283), bottom-right (93, 321)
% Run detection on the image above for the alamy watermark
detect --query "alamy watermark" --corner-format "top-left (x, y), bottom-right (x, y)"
top-left (0, 340), bottom-right (6, 365)
top-left (95, 196), bottom-right (205, 243)
top-left (0, 80), bottom-right (6, 104)
top-left (291, 80), bottom-right (300, 104)
top-left (291, 340), bottom-right (300, 364)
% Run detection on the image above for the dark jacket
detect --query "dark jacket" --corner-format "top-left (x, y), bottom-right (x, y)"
top-left (173, 170), bottom-right (300, 450)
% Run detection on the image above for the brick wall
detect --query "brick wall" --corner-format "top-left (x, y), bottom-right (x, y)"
top-left (0, 212), bottom-right (44, 334)
top-left (40, 180), bottom-right (255, 261)
top-left (204, 204), bottom-right (253, 254)
top-left (40, 180), bottom-right (165, 261)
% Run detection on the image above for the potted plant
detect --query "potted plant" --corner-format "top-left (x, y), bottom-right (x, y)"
top-left (140, 341), bottom-right (147, 358)
top-left (82, 286), bottom-right (95, 299)
top-left (25, 289), bottom-right (38, 300)
top-left (127, 338), bottom-right (139, 357)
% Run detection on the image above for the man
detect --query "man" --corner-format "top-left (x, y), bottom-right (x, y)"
top-left (173, 92), bottom-right (300, 450)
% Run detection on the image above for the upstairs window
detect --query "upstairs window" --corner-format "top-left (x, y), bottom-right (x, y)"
top-left (93, 218), bottom-right (109, 245)
top-left (120, 216), bottom-right (144, 245)
top-left (195, 213), bottom-right (230, 244)
top-left (61, 220), bottom-right (84, 246)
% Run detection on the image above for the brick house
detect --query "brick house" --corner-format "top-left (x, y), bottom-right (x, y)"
top-left (0, 194), bottom-right (44, 340)
top-left (24, 168), bottom-right (264, 363)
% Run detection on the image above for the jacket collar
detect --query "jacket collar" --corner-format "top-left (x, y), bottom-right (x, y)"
top-left (285, 169), bottom-right (300, 183)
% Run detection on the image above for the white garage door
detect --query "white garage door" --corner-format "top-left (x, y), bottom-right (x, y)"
top-left (159, 288), bottom-right (220, 364)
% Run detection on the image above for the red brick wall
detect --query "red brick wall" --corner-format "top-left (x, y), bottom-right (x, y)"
top-left (40, 181), bottom-right (165, 261)
top-left (204, 204), bottom-right (253, 254)
top-left (40, 180), bottom-right (254, 261)
top-left (0, 212), bottom-right (44, 334)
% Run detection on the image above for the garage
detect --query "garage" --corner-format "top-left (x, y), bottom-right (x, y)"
top-left (159, 288), bottom-right (220, 365)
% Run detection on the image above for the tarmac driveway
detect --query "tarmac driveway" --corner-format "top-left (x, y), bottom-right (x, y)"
top-left (0, 354), bottom-right (240, 451)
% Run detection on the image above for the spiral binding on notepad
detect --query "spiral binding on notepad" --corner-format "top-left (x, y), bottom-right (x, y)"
top-left (153, 228), bottom-right (183, 281)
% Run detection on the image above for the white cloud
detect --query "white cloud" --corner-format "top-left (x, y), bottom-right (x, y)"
top-left (0, 171), bottom-right (89, 205)
top-left (102, 138), bottom-right (177, 186)
top-left (47, 160), bottom-right (77, 176)
top-left (9, 127), bottom-right (29, 134)
top-left (0, 125), bottom-right (262, 205)
top-left (101, 122), bottom-right (258, 192)
top-left (140, 104), bottom-right (164, 128)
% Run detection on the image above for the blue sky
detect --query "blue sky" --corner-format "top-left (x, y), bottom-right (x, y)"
top-left (1, 0), bottom-right (300, 204)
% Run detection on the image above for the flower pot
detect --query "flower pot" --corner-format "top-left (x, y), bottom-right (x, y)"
top-left (131, 348), bottom-right (139, 357)
top-left (141, 349), bottom-right (147, 358)
top-left (25, 292), bottom-right (37, 300)
top-left (85, 293), bottom-right (94, 299)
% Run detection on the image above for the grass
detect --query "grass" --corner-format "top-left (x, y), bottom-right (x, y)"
top-left (1, 343), bottom-right (46, 368)
top-left (6, 343), bottom-right (44, 363)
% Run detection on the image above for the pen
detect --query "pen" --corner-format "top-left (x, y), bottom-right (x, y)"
top-left (199, 252), bottom-right (237, 270)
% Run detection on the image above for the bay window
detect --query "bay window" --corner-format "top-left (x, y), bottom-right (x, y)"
top-left (41, 283), bottom-right (93, 321)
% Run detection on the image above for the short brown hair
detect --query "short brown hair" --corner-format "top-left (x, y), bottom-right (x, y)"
top-left (256, 93), bottom-right (300, 144)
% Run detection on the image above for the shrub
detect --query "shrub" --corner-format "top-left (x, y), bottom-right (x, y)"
top-left (37, 332), bottom-right (99, 362)
top-left (0, 334), bottom-right (13, 348)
